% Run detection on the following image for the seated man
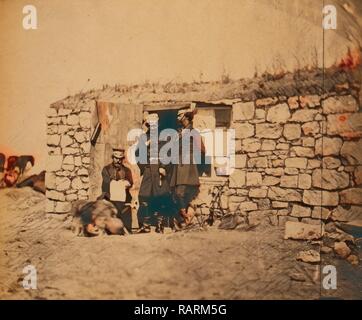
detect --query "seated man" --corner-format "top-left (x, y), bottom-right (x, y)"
top-left (100, 148), bottom-right (133, 232)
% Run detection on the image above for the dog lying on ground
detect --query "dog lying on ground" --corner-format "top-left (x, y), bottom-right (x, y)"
top-left (70, 199), bottom-right (129, 237)
top-left (16, 171), bottom-right (46, 194)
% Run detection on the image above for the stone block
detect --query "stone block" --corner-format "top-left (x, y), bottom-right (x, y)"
top-left (229, 169), bottom-right (246, 188)
top-left (291, 147), bottom-right (314, 158)
top-left (46, 155), bottom-right (63, 172)
top-left (301, 121), bottom-right (320, 136)
top-left (47, 134), bottom-right (60, 146)
top-left (284, 221), bottom-right (324, 240)
top-left (302, 190), bottom-right (339, 206)
top-left (235, 154), bottom-right (247, 168)
top-left (266, 103), bottom-right (291, 123)
top-left (242, 138), bottom-right (261, 152)
top-left (261, 139), bottom-right (276, 151)
top-left (299, 95), bottom-right (320, 108)
top-left (280, 175), bottom-right (298, 188)
top-left (285, 157), bottom-right (307, 169)
top-left (71, 177), bottom-right (85, 190)
top-left (74, 131), bottom-right (87, 143)
top-left (354, 166), bottom-right (362, 185)
top-left (46, 190), bottom-right (65, 201)
top-left (234, 123), bottom-right (254, 139)
top-left (55, 177), bottom-right (71, 191)
top-left (307, 159), bottom-right (321, 169)
top-left (312, 169), bottom-right (349, 190)
top-left (246, 172), bottom-right (262, 186)
top-left (302, 137), bottom-right (315, 147)
top-left (60, 134), bottom-right (73, 148)
top-left (283, 124), bottom-right (301, 140)
top-left (79, 112), bottom-right (92, 128)
top-left (339, 188), bottom-right (362, 205)
top-left (341, 140), bottom-right (362, 165)
top-left (311, 206), bottom-right (331, 220)
top-left (290, 109), bottom-right (319, 122)
top-left (233, 101), bottom-right (255, 121)
top-left (285, 168), bottom-right (298, 175)
top-left (272, 201), bottom-right (288, 208)
top-left (249, 188), bottom-right (268, 198)
top-left (323, 95), bottom-right (358, 114)
top-left (315, 137), bottom-right (343, 156)
top-left (248, 157), bottom-right (268, 168)
top-left (327, 113), bottom-right (362, 138)
top-left (66, 114), bottom-right (80, 126)
top-left (287, 96), bottom-right (299, 109)
top-left (298, 174), bottom-right (312, 189)
top-left (256, 97), bottom-right (278, 107)
top-left (291, 204), bottom-right (311, 217)
top-left (265, 168), bottom-right (284, 176)
top-left (268, 187), bottom-right (302, 202)
top-left (322, 157), bottom-right (341, 169)
top-left (330, 205), bottom-right (362, 221)
top-left (255, 123), bottom-right (283, 139)
top-left (45, 172), bottom-right (56, 189)
top-left (262, 176), bottom-right (280, 186)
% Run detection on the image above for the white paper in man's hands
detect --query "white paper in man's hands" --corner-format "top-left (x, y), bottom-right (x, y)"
top-left (110, 179), bottom-right (129, 202)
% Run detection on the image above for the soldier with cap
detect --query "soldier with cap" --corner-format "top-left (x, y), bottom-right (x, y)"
top-left (99, 148), bottom-right (133, 232)
top-left (136, 113), bottom-right (176, 232)
top-left (170, 108), bottom-right (205, 227)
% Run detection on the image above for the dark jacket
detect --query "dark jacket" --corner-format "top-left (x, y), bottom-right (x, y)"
top-left (101, 163), bottom-right (133, 202)
top-left (137, 133), bottom-right (171, 198)
top-left (170, 124), bottom-right (205, 187)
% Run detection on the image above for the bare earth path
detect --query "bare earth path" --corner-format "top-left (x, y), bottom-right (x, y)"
top-left (0, 188), bottom-right (360, 299)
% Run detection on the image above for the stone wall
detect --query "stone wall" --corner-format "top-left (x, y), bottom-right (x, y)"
top-left (215, 93), bottom-right (362, 226)
top-left (45, 68), bottom-right (362, 226)
top-left (45, 100), bottom-right (95, 213)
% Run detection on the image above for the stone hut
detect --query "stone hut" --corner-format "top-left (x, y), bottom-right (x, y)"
top-left (45, 67), bottom-right (362, 227)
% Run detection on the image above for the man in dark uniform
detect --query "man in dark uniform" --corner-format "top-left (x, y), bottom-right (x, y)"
top-left (100, 148), bottom-right (133, 232)
top-left (170, 109), bottom-right (205, 226)
top-left (136, 114), bottom-right (175, 232)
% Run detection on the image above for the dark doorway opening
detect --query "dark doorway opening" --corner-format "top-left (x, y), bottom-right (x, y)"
top-left (155, 109), bottom-right (179, 132)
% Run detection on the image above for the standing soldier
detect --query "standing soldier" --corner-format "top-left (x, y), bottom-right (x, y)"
top-left (170, 109), bottom-right (205, 227)
top-left (136, 114), bottom-right (174, 232)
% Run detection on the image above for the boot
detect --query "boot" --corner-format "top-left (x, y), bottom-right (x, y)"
top-left (137, 217), bottom-right (151, 233)
top-left (172, 218), bottom-right (182, 232)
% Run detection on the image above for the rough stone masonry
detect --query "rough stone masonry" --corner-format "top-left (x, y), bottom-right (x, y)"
top-left (45, 68), bottom-right (362, 227)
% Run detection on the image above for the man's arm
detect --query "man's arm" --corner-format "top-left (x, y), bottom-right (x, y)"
top-left (101, 167), bottom-right (111, 199)
top-left (125, 167), bottom-right (133, 187)
top-left (135, 133), bottom-right (149, 176)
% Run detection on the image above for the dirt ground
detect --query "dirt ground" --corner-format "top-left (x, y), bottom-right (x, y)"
top-left (0, 188), bottom-right (361, 300)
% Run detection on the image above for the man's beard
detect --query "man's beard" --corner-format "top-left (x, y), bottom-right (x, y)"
top-left (113, 162), bottom-right (122, 168)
